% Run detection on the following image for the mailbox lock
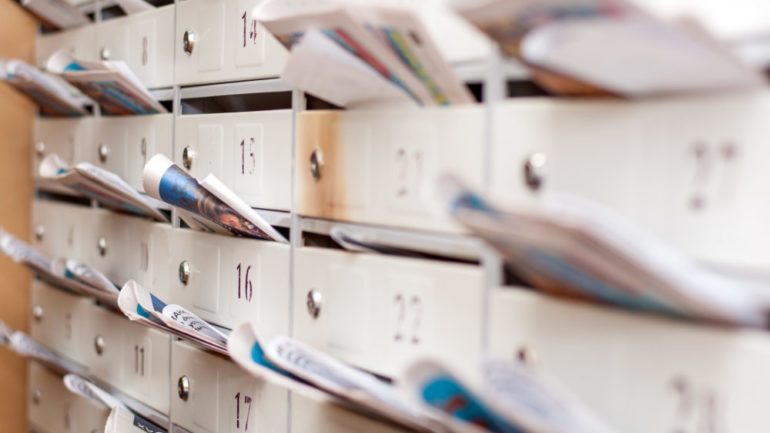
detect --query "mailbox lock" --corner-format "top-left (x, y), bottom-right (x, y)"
top-left (178, 260), bottom-right (191, 285)
top-left (32, 305), bottom-right (43, 323)
top-left (182, 146), bottom-right (195, 170)
top-left (100, 47), bottom-right (111, 61)
top-left (94, 335), bottom-right (105, 355)
top-left (523, 152), bottom-right (547, 192)
top-left (98, 143), bottom-right (110, 163)
top-left (183, 30), bottom-right (196, 55)
top-left (34, 225), bottom-right (45, 242)
top-left (309, 148), bottom-right (324, 181)
top-left (35, 142), bottom-right (45, 158)
top-left (516, 345), bottom-right (538, 366)
top-left (178, 375), bottom-right (190, 401)
top-left (306, 289), bottom-right (322, 319)
top-left (32, 389), bottom-right (41, 405)
top-left (97, 237), bottom-right (108, 257)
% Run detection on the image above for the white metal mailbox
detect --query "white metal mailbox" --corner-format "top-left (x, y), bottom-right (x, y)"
top-left (293, 247), bottom-right (484, 379)
top-left (491, 92), bottom-right (770, 273)
top-left (174, 110), bottom-right (292, 211)
top-left (488, 287), bottom-right (770, 433)
top-left (291, 393), bottom-right (411, 433)
top-left (295, 107), bottom-right (485, 233)
top-left (31, 200), bottom-right (89, 261)
top-left (170, 340), bottom-right (289, 433)
top-left (166, 228), bottom-right (290, 333)
top-left (88, 114), bottom-right (173, 191)
top-left (96, 6), bottom-right (175, 89)
top-left (175, 0), bottom-right (288, 85)
top-left (79, 303), bottom-right (171, 415)
top-left (28, 362), bottom-right (110, 433)
top-left (33, 117), bottom-right (92, 180)
top-left (30, 281), bottom-right (93, 366)
top-left (35, 24), bottom-right (97, 67)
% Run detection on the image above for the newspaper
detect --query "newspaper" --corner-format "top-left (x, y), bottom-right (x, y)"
top-left (439, 175), bottom-right (770, 327)
top-left (8, 331), bottom-right (86, 374)
top-left (143, 154), bottom-right (287, 242)
top-left (21, 0), bottom-right (90, 30)
top-left (118, 280), bottom-right (230, 355)
top-left (282, 29), bottom-right (413, 108)
top-left (64, 374), bottom-right (128, 410)
top-left (257, 0), bottom-right (474, 106)
top-left (0, 59), bottom-right (87, 117)
top-left (39, 154), bottom-right (168, 222)
top-left (51, 258), bottom-right (119, 294)
top-left (330, 225), bottom-right (476, 261)
top-left (228, 323), bottom-right (449, 432)
top-left (404, 358), bottom-right (617, 433)
top-left (452, 0), bottom-right (764, 96)
top-left (46, 50), bottom-right (166, 115)
top-left (265, 336), bottom-right (441, 432)
top-left (0, 228), bottom-right (119, 304)
top-left (105, 407), bottom-right (166, 433)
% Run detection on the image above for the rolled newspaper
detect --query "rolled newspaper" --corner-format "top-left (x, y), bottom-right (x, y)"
top-left (143, 154), bottom-right (287, 242)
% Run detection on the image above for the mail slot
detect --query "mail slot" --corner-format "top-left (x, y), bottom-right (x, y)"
top-left (174, 110), bottom-right (292, 211)
top-left (488, 287), bottom-right (770, 433)
top-left (293, 247), bottom-right (484, 379)
top-left (175, 0), bottom-right (288, 85)
top-left (96, 5), bottom-right (175, 88)
top-left (296, 106), bottom-right (485, 233)
top-left (491, 92), bottom-right (770, 273)
top-left (28, 361), bottom-right (109, 433)
top-left (171, 340), bottom-right (288, 433)
top-left (166, 228), bottom-right (290, 333)
top-left (79, 303), bottom-right (171, 415)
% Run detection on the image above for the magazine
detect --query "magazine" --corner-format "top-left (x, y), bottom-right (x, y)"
top-left (0, 59), bottom-right (87, 117)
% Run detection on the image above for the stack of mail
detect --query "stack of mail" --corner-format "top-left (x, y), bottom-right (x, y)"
top-left (255, 0), bottom-right (475, 108)
top-left (46, 50), bottom-right (166, 115)
top-left (0, 59), bottom-right (87, 117)
top-left (451, 0), bottom-right (765, 97)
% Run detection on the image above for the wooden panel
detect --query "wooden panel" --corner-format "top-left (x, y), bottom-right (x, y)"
top-left (0, 2), bottom-right (37, 433)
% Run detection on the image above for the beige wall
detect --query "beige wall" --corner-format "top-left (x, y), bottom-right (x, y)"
top-left (0, 1), bottom-right (37, 432)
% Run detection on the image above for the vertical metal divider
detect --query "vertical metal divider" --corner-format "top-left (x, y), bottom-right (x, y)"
top-left (287, 87), bottom-right (307, 433)
top-left (479, 48), bottom-right (507, 352)
top-left (168, 0), bottom-right (180, 430)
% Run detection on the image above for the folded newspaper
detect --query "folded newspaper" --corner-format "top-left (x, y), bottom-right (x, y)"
top-left (0, 59), bottom-right (87, 117)
top-left (40, 154), bottom-right (168, 222)
top-left (106, 407), bottom-right (166, 433)
top-left (405, 358), bottom-right (617, 433)
top-left (439, 175), bottom-right (770, 327)
top-left (0, 229), bottom-right (120, 304)
top-left (1, 325), bottom-right (86, 375)
top-left (118, 280), bottom-right (230, 355)
top-left (143, 154), bottom-right (287, 242)
top-left (228, 322), bottom-right (449, 433)
top-left (451, 0), bottom-right (764, 96)
top-left (46, 50), bottom-right (166, 116)
top-left (255, 0), bottom-right (474, 108)
top-left (21, 0), bottom-right (90, 30)
top-left (64, 374), bottom-right (167, 433)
